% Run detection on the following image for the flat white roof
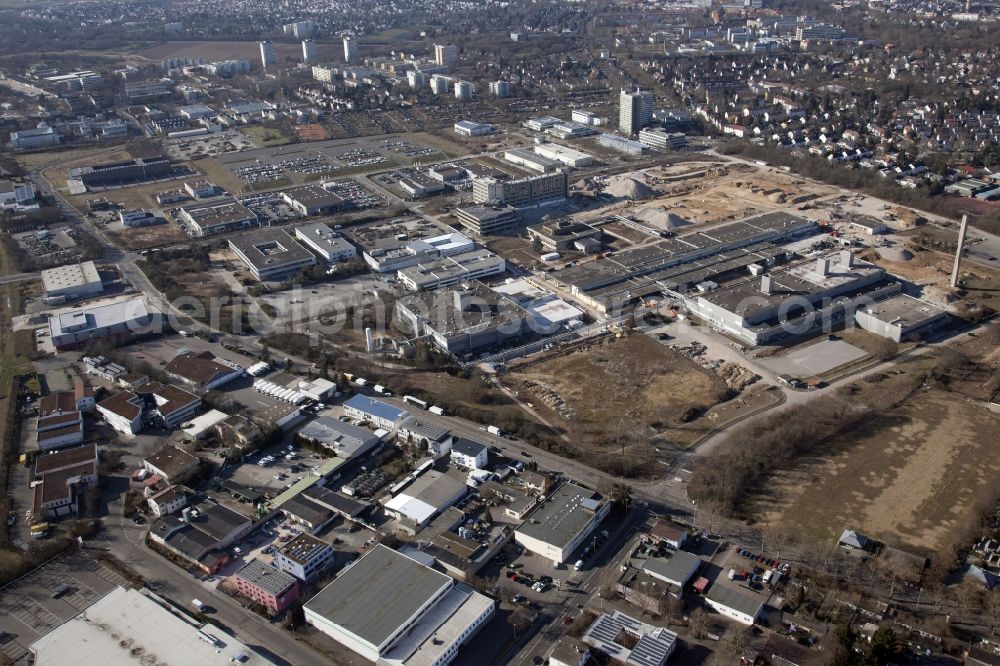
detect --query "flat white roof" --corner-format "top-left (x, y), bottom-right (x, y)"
top-left (49, 296), bottom-right (150, 338)
top-left (182, 409), bottom-right (229, 437)
top-left (385, 494), bottom-right (438, 525)
top-left (29, 587), bottom-right (274, 666)
top-left (40, 261), bottom-right (102, 294)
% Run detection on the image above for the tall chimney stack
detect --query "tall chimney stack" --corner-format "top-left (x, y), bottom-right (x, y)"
top-left (761, 274), bottom-right (772, 295)
top-left (951, 214), bottom-right (969, 288)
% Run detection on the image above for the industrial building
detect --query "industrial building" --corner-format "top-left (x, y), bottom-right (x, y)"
top-left (343, 395), bottom-right (410, 431)
top-left (31, 443), bottom-right (97, 518)
top-left (546, 121), bottom-right (598, 140)
top-left (394, 282), bottom-right (532, 355)
top-left (705, 584), bottom-right (765, 625)
top-left (453, 205), bottom-right (521, 236)
top-left (164, 350), bottom-right (243, 392)
top-left (274, 533), bottom-right (336, 582)
top-left (398, 173), bottom-right (448, 198)
top-left (503, 148), bottom-right (561, 174)
top-left (48, 297), bottom-right (154, 350)
top-left (40, 261), bottom-right (103, 302)
top-left (397, 249), bottom-right (506, 291)
top-left (638, 127), bottom-right (687, 150)
top-left (280, 185), bottom-right (346, 216)
top-left (230, 560), bottom-right (300, 615)
top-left (454, 120), bottom-right (495, 136)
top-left (472, 170), bottom-right (568, 208)
top-left (179, 198), bottom-right (258, 237)
top-left (619, 88), bottom-right (654, 135)
top-left (304, 545), bottom-right (494, 664)
top-left (148, 501), bottom-right (252, 573)
top-left (69, 156), bottom-right (172, 188)
top-left (596, 133), bottom-right (646, 155)
top-left (295, 221), bottom-right (357, 262)
top-left (296, 416), bottom-right (382, 460)
top-left (686, 250), bottom-right (898, 346)
top-left (526, 218), bottom-right (604, 253)
top-left (514, 483), bottom-right (610, 564)
top-left (9, 126), bottom-right (60, 150)
top-left (533, 143), bottom-right (594, 167)
top-left (362, 231), bottom-right (474, 273)
top-left (228, 228), bottom-right (317, 281)
top-left (854, 293), bottom-right (950, 342)
top-left (642, 550), bottom-right (702, 589)
top-left (183, 179), bottom-right (218, 199)
top-left (28, 587), bottom-right (274, 666)
top-left (383, 470), bottom-right (467, 533)
top-left (0, 179), bottom-right (37, 210)
top-left (550, 212), bottom-right (817, 315)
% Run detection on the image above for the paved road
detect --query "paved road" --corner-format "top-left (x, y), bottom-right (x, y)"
top-left (0, 272), bottom-right (39, 285)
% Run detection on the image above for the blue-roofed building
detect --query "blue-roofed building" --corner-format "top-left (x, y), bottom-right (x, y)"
top-left (343, 395), bottom-right (410, 431)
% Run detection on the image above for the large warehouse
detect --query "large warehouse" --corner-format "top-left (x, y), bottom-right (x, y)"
top-left (228, 228), bottom-right (317, 281)
top-left (40, 261), bottom-right (103, 302)
top-left (515, 482), bottom-right (609, 564)
top-left (304, 545), bottom-right (494, 665)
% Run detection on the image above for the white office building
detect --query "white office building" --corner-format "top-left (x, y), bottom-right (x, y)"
top-left (295, 222), bottom-right (357, 263)
top-left (434, 44), bottom-right (459, 67)
top-left (619, 88), bottom-right (654, 135)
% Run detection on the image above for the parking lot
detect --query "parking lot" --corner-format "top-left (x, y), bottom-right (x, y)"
top-left (226, 442), bottom-right (326, 494)
top-left (0, 552), bottom-right (129, 661)
top-left (210, 136), bottom-right (447, 189)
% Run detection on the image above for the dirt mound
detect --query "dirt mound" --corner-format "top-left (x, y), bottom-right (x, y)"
top-left (717, 362), bottom-right (759, 392)
top-left (878, 247), bottom-right (915, 262)
top-left (634, 207), bottom-right (692, 229)
top-left (605, 176), bottom-right (658, 200)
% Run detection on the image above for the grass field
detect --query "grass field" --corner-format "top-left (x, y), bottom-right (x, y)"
top-left (754, 390), bottom-right (1000, 554)
top-left (240, 126), bottom-right (293, 148)
top-left (505, 334), bottom-right (729, 449)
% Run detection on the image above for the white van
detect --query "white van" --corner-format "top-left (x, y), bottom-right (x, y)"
top-left (574, 560), bottom-right (584, 571)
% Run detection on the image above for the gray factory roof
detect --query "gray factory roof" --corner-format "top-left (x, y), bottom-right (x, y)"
top-left (233, 559), bottom-right (297, 595)
top-left (281, 185), bottom-right (344, 210)
top-left (706, 583), bottom-right (765, 619)
top-left (699, 251), bottom-right (883, 316)
top-left (857, 293), bottom-right (946, 325)
top-left (295, 221), bottom-right (355, 256)
top-left (228, 228), bottom-right (315, 271)
top-left (297, 416), bottom-right (379, 458)
top-left (40, 261), bottom-right (101, 294)
top-left (396, 282), bottom-right (530, 336)
top-left (305, 545), bottom-right (452, 649)
top-left (641, 550), bottom-right (702, 587)
top-left (397, 249), bottom-right (505, 289)
top-left (516, 483), bottom-right (605, 549)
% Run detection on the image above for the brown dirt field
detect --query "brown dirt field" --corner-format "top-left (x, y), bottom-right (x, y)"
top-left (105, 222), bottom-right (188, 250)
top-left (294, 124), bottom-right (330, 142)
top-left (871, 244), bottom-right (1000, 310)
top-left (505, 334), bottom-right (728, 447)
top-left (753, 391), bottom-right (1000, 555)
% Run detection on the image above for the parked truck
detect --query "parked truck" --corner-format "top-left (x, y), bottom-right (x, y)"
top-left (192, 599), bottom-right (206, 611)
top-left (428, 406), bottom-right (446, 416)
top-left (487, 425), bottom-right (502, 436)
